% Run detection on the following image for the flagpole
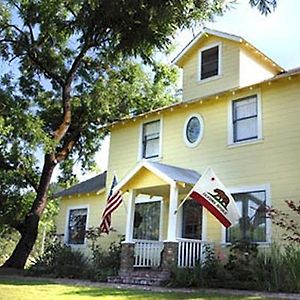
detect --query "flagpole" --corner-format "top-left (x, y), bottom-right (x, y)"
top-left (174, 187), bottom-right (193, 214)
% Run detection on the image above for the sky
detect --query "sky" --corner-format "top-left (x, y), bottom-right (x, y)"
top-left (79, 0), bottom-right (300, 180)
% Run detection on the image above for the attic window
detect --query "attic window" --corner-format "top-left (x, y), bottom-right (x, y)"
top-left (200, 44), bottom-right (220, 81)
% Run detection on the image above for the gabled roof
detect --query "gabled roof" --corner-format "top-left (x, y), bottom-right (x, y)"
top-left (54, 171), bottom-right (107, 198)
top-left (115, 160), bottom-right (200, 192)
top-left (148, 161), bottom-right (200, 185)
top-left (173, 27), bottom-right (283, 72)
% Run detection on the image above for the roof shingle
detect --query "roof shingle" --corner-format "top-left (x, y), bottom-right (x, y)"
top-left (54, 171), bottom-right (107, 198)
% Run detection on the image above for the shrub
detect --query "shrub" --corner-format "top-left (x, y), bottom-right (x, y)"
top-left (267, 200), bottom-right (300, 243)
top-left (168, 244), bottom-right (228, 288)
top-left (168, 241), bottom-right (300, 293)
top-left (90, 238), bottom-right (123, 281)
top-left (224, 240), bottom-right (259, 289)
top-left (255, 244), bottom-right (300, 292)
top-left (27, 236), bottom-right (93, 279)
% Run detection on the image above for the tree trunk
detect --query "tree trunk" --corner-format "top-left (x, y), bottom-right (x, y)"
top-left (1, 155), bottom-right (56, 269)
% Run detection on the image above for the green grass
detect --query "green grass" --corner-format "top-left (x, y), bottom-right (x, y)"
top-left (0, 277), bottom-right (282, 300)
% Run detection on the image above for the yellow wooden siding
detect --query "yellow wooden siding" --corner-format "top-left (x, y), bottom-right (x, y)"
top-left (108, 75), bottom-right (300, 243)
top-left (239, 46), bottom-right (276, 87)
top-left (182, 36), bottom-right (240, 101)
top-left (123, 168), bottom-right (167, 190)
top-left (56, 192), bottom-right (126, 251)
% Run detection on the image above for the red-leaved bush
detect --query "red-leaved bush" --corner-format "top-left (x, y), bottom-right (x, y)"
top-left (267, 200), bottom-right (300, 243)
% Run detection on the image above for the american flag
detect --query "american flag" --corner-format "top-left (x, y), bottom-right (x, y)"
top-left (99, 175), bottom-right (123, 234)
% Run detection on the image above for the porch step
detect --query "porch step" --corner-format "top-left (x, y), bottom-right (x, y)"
top-left (108, 275), bottom-right (165, 286)
top-left (108, 270), bottom-right (170, 286)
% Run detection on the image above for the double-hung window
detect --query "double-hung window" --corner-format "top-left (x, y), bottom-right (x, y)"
top-left (67, 208), bottom-right (88, 245)
top-left (200, 44), bottom-right (220, 81)
top-left (226, 190), bottom-right (267, 243)
top-left (232, 95), bottom-right (258, 143)
top-left (142, 120), bottom-right (160, 159)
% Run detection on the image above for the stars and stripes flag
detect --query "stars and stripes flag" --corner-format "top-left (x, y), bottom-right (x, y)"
top-left (99, 175), bottom-right (123, 234)
top-left (187, 168), bottom-right (241, 228)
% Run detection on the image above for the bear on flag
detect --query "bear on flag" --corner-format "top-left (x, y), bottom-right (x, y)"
top-left (186, 168), bottom-right (240, 228)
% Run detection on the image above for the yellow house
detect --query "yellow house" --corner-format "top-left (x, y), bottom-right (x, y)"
top-left (55, 28), bottom-right (300, 284)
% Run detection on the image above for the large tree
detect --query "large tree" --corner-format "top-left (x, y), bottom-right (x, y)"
top-left (0, 0), bottom-right (277, 269)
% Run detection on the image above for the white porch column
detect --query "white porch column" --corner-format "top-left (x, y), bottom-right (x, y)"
top-left (166, 183), bottom-right (179, 242)
top-left (124, 189), bottom-right (136, 243)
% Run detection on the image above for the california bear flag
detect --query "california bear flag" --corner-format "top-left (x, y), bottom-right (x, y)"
top-left (189, 168), bottom-right (241, 228)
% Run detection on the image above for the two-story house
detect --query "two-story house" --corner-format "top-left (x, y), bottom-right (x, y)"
top-left (55, 28), bottom-right (300, 284)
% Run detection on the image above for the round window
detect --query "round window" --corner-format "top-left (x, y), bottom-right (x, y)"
top-left (183, 114), bottom-right (204, 147)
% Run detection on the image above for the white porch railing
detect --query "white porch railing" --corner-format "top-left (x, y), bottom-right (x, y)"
top-left (177, 238), bottom-right (203, 268)
top-left (133, 239), bottom-right (164, 268)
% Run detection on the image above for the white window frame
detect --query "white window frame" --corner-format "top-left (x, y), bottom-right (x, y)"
top-left (183, 113), bottom-right (205, 148)
top-left (198, 42), bottom-right (222, 83)
top-left (64, 205), bottom-right (89, 247)
top-left (134, 195), bottom-right (163, 241)
top-left (228, 92), bottom-right (263, 146)
top-left (221, 184), bottom-right (271, 246)
top-left (138, 117), bottom-right (163, 161)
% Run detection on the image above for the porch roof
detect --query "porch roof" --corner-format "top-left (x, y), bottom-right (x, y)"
top-left (148, 161), bottom-right (200, 185)
top-left (115, 160), bottom-right (200, 192)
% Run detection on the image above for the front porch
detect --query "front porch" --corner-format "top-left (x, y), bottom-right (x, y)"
top-left (112, 161), bottom-right (207, 284)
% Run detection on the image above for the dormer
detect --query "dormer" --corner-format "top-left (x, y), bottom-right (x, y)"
top-left (173, 28), bottom-right (284, 101)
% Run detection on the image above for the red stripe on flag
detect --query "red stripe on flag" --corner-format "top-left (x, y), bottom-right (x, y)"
top-left (190, 191), bottom-right (232, 228)
top-left (102, 193), bottom-right (123, 218)
top-left (99, 177), bottom-right (123, 234)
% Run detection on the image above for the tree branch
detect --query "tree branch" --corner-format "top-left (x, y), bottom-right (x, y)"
top-left (27, 50), bottom-right (65, 87)
top-left (53, 45), bottom-right (90, 142)
top-left (55, 127), bottom-right (82, 163)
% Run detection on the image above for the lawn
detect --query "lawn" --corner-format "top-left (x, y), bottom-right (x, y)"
top-left (0, 277), bottom-right (282, 300)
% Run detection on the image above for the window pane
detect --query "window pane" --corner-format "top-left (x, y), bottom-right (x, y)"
top-left (182, 200), bottom-right (202, 240)
top-left (133, 201), bottom-right (160, 240)
top-left (226, 191), bottom-right (266, 243)
top-left (144, 121), bottom-right (160, 135)
top-left (144, 138), bottom-right (159, 158)
top-left (234, 117), bottom-right (257, 142)
top-left (201, 46), bottom-right (219, 80)
top-left (68, 208), bottom-right (87, 245)
top-left (233, 97), bottom-right (257, 119)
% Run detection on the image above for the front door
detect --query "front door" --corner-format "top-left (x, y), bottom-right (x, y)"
top-left (182, 199), bottom-right (203, 240)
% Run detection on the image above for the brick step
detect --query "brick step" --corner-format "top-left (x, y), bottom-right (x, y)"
top-left (107, 275), bottom-right (166, 286)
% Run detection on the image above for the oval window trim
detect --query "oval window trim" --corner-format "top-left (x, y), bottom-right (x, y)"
top-left (183, 113), bottom-right (204, 148)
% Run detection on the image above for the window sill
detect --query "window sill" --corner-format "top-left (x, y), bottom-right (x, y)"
top-left (139, 156), bottom-right (162, 163)
top-left (227, 138), bottom-right (264, 149)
